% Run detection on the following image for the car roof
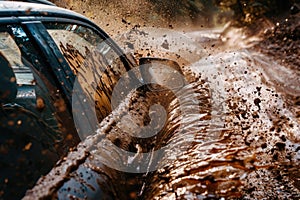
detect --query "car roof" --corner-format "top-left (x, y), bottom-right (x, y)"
top-left (17, 0), bottom-right (56, 6)
top-left (0, 1), bottom-right (92, 23)
top-left (6, 0), bottom-right (57, 6)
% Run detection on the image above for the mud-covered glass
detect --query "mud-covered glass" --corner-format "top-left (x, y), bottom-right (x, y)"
top-left (44, 23), bottom-right (128, 122)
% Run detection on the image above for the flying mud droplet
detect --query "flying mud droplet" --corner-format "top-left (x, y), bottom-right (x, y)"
top-left (161, 39), bottom-right (169, 49)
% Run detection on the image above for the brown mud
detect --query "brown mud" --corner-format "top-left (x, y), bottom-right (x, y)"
top-left (25, 1), bottom-right (300, 199)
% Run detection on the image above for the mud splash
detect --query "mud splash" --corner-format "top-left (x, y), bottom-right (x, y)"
top-left (136, 48), bottom-right (300, 199)
top-left (24, 46), bottom-right (300, 200)
top-left (181, 49), bottom-right (299, 199)
top-left (22, 5), bottom-right (300, 199)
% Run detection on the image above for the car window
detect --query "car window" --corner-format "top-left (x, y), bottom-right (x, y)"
top-left (0, 28), bottom-right (37, 106)
top-left (0, 32), bottom-right (34, 86)
top-left (0, 25), bottom-right (65, 134)
top-left (45, 23), bottom-right (128, 122)
top-left (0, 25), bottom-right (71, 200)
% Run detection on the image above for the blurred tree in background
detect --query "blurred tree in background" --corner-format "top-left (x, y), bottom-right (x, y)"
top-left (215, 0), bottom-right (298, 25)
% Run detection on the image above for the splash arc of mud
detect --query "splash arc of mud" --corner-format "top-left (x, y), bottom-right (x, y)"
top-left (23, 27), bottom-right (300, 199)
top-left (71, 28), bottom-right (218, 173)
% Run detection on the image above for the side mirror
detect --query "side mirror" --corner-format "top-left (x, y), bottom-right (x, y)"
top-left (139, 57), bottom-right (185, 91)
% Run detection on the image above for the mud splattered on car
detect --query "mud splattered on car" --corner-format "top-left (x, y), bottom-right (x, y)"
top-left (1, 0), bottom-right (298, 199)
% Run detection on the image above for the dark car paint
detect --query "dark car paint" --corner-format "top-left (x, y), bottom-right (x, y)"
top-left (5, 0), bottom-right (57, 6)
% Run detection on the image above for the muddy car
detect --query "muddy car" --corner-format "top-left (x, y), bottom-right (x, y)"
top-left (2, 1), bottom-right (300, 200)
top-left (0, 0), bottom-right (161, 199)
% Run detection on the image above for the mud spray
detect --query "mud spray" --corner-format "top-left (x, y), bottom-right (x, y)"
top-left (24, 1), bottom-right (300, 199)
